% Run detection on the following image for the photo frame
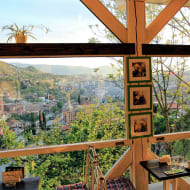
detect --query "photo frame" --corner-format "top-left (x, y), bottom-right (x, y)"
top-left (127, 56), bottom-right (152, 83)
top-left (128, 112), bottom-right (153, 139)
top-left (128, 85), bottom-right (152, 111)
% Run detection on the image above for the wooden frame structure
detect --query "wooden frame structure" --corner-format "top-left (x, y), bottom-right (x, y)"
top-left (0, 0), bottom-right (190, 190)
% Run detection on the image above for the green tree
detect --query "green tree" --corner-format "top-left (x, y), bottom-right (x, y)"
top-left (90, 1), bottom-right (190, 156)
top-left (24, 100), bottom-right (128, 189)
top-left (39, 110), bottom-right (47, 130)
top-left (0, 118), bottom-right (22, 149)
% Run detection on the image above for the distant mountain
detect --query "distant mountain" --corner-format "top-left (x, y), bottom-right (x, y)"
top-left (10, 63), bottom-right (117, 76)
top-left (25, 66), bottom-right (39, 73)
top-left (0, 61), bottom-right (55, 81)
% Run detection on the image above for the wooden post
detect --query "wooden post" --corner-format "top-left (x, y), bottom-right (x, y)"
top-left (127, 1), bottom-right (149, 189)
top-left (127, 0), bottom-right (146, 54)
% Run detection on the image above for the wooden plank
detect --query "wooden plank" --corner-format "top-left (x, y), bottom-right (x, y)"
top-left (0, 43), bottom-right (135, 58)
top-left (105, 148), bottom-right (132, 179)
top-left (80, 0), bottom-right (128, 42)
top-left (142, 44), bottom-right (190, 56)
top-left (0, 139), bottom-right (131, 158)
top-left (146, 0), bottom-right (189, 43)
top-left (149, 131), bottom-right (190, 144)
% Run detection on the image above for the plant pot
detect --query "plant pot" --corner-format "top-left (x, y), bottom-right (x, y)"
top-left (15, 35), bottom-right (28, 43)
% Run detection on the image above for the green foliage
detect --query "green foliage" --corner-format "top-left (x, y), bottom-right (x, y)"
top-left (172, 140), bottom-right (190, 159)
top-left (176, 109), bottom-right (190, 132)
top-left (39, 111), bottom-right (47, 130)
top-left (3, 100), bottom-right (127, 189)
top-left (153, 112), bottom-right (166, 134)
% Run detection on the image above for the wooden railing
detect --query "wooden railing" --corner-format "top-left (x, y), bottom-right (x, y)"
top-left (0, 131), bottom-right (189, 159)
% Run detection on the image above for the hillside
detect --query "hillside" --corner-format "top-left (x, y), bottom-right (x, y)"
top-left (0, 61), bottom-right (56, 81)
top-left (10, 62), bottom-right (117, 76)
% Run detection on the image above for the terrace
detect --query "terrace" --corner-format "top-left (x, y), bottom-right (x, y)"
top-left (0, 0), bottom-right (190, 190)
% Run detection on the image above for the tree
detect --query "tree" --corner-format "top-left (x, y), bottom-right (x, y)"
top-left (78, 94), bottom-right (81, 105)
top-left (0, 118), bottom-right (21, 149)
top-left (23, 100), bottom-right (128, 189)
top-left (0, 118), bottom-right (24, 166)
top-left (39, 110), bottom-right (47, 130)
top-left (89, 1), bottom-right (190, 155)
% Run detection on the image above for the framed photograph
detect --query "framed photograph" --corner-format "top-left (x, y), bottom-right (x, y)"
top-left (128, 112), bottom-right (153, 139)
top-left (128, 85), bottom-right (152, 111)
top-left (126, 56), bottom-right (152, 83)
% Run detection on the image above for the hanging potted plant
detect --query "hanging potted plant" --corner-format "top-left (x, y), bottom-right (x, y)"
top-left (1, 23), bottom-right (49, 43)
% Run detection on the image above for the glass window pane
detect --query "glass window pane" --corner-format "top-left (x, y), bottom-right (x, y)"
top-left (100, 0), bottom-right (127, 28)
top-left (152, 57), bottom-right (190, 135)
top-left (0, 57), bottom-right (125, 150)
top-left (146, 5), bottom-right (190, 45)
top-left (0, 0), bottom-right (112, 43)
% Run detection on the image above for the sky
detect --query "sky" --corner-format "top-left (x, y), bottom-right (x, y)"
top-left (0, 0), bottom-right (103, 43)
top-left (0, 0), bottom-right (119, 68)
top-left (1, 1), bottom-right (189, 68)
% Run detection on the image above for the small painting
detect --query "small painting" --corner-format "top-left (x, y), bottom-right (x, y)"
top-left (128, 112), bottom-right (153, 139)
top-left (127, 57), bottom-right (152, 83)
top-left (128, 85), bottom-right (152, 111)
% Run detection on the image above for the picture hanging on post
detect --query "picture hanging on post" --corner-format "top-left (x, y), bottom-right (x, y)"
top-left (128, 85), bottom-right (152, 111)
top-left (127, 56), bottom-right (152, 83)
top-left (128, 112), bottom-right (153, 139)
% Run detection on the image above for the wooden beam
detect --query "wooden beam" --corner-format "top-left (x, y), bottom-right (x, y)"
top-left (0, 139), bottom-right (131, 158)
top-left (142, 44), bottom-right (190, 56)
top-left (149, 131), bottom-right (190, 144)
top-left (1, 43), bottom-right (190, 58)
top-left (80, 0), bottom-right (128, 42)
top-left (127, 0), bottom-right (146, 55)
top-left (0, 43), bottom-right (135, 58)
top-left (127, 0), bottom-right (137, 43)
top-left (105, 148), bottom-right (132, 179)
top-left (146, 0), bottom-right (189, 43)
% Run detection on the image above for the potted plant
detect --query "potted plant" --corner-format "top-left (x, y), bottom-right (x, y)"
top-left (1, 23), bottom-right (49, 43)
